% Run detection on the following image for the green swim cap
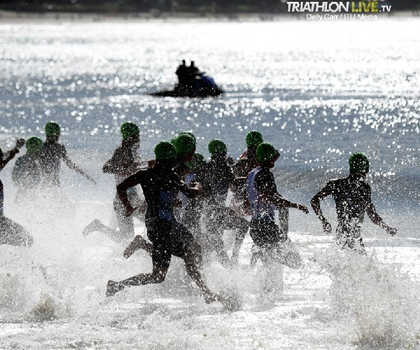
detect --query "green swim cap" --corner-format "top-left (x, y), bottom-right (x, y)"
top-left (45, 122), bottom-right (61, 137)
top-left (173, 134), bottom-right (196, 156)
top-left (246, 131), bottom-right (263, 148)
top-left (26, 137), bottom-right (43, 154)
top-left (120, 122), bottom-right (139, 140)
top-left (179, 132), bottom-right (196, 144)
top-left (154, 142), bottom-right (177, 161)
top-left (256, 143), bottom-right (279, 163)
top-left (349, 153), bottom-right (369, 174)
top-left (208, 139), bottom-right (227, 155)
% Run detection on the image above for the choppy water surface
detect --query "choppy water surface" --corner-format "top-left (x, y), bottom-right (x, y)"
top-left (0, 18), bottom-right (419, 349)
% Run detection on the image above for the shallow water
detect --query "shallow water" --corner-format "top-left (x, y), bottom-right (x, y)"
top-left (0, 17), bottom-right (419, 349)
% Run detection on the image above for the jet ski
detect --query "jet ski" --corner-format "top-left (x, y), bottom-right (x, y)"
top-left (151, 73), bottom-right (223, 98)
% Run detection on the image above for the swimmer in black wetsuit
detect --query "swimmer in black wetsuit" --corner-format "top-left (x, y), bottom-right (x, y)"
top-left (12, 137), bottom-right (43, 204)
top-left (0, 138), bottom-right (33, 247)
top-left (246, 143), bottom-right (309, 269)
top-left (39, 122), bottom-right (95, 187)
top-left (201, 139), bottom-right (249, 266)
top-left (121, 132), bottom-right (199, 258)
top-left (311, 153), bottom-right (397, 254)
top-left (82, 123), bottom-right (151, 249)
top-left (106, 142), bottom-right (223, 304)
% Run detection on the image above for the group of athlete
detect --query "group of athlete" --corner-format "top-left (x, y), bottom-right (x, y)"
top-left (0, 121), bottom-right (398, 307)
top-left (0, 122), bottom-right (95, 247)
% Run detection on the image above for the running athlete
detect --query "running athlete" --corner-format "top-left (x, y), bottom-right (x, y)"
top-left (0, 138), bottom-right (33, 247)
top-left (311, 153), bottom-right (397, 254)
top-left (83, 123), bottom-right (151, 250)
top-left (201, 139), bottom-right (249, 266)
top-left (12, 137), bottom-right (43, 204)
top-left (39, 122), bottom-right (95, 187)
top-left (121, 132), bottom-right (198, 257)
top-left (246, 143), bottom-right (308, 269)
top-left (106, 142), bottom-right (228, 306)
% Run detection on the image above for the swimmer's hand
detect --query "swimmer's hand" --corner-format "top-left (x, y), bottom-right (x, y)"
top-left (15, 138), bottom-right (25, 149)
top-left (322, 219), bottom-right (332, 234)
top-left (385, 225), bottom-right (397, 236)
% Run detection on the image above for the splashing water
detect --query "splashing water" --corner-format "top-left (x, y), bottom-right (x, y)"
top-left (314, 248), bottom-right (420, 349)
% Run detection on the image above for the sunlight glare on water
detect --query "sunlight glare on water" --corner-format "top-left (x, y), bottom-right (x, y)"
top-left (0, 17), bottom-right (419, 349)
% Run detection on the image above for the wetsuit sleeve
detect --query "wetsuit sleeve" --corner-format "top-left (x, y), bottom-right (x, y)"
top-left (365, 184), bottom-right (382, 222)
top-left (118, 170), bottom-right (146, 191)
top-left (310, 180), bottom-right (336, 221)
top-left (315, 180), bottom-right (336, 198)
top-left (255, 169), bottom-right (306, 211)
top-left (117, 170), bottom-right (147, 211)
top-left (0, 147), bottom-right (20, 171)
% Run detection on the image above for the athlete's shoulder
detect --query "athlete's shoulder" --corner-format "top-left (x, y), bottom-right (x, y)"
top-left (326, 177), bottom-right (343, 187)
top-left (255, 167), bottom-right (273, 182)
top-left (112, 145), bottom-right (125, 157)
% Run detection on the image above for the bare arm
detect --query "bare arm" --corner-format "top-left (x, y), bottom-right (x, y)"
top-left (63, 154), bottom-right (96, 184)
top-left (310, 184), bottom-right (333, 233)
top-left (102, 148), bottom-right (144, 176)
top-left (264, 192), bottom-right (309, 214)
top-left (117, 171), bottom-right (144, 216)
top-left (103, 159), bottom-right (141, 177)
top-left (257, 170), bottom-right (309, 214)
top-left (0, 139), bottom-right (25, 171)
top-left (366, 203), bottom-right (397, 236)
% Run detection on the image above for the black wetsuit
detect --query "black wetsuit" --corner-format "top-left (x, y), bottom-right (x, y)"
top-left (119, 164), bottom-right (200, 270)
top-left (0, 150), bottom-right (33, 247)
top-left (246, 166), bottom-right (300, 269)
top-left (201, 156), bottom-right (249, 265)
top-left (39, 142), bottom-right (67, 186)
top-left (247, 167), bottom-right (286, 247)
top-left (323, 177), bottom-right (371, 250)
